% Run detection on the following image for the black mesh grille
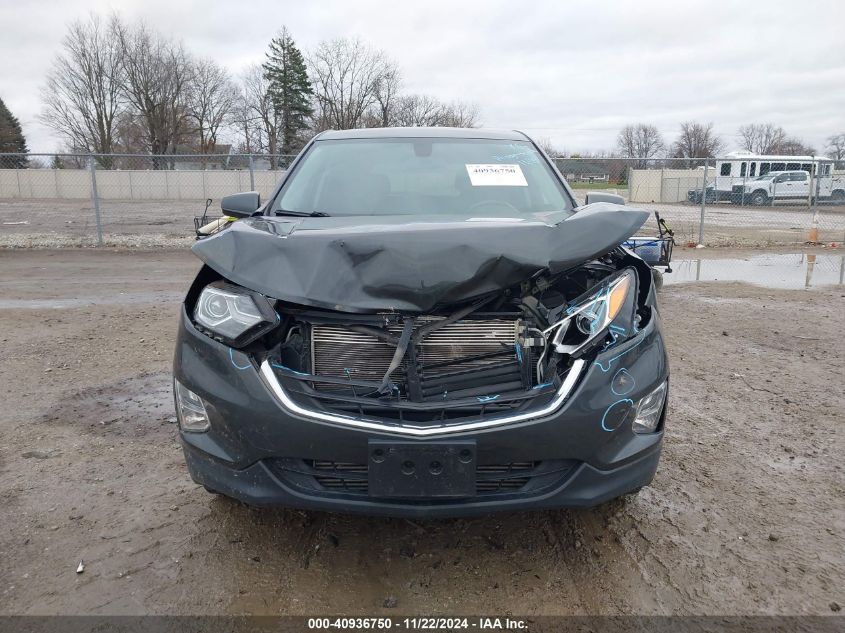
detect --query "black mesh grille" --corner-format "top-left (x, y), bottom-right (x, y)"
top-left (475, 462), bottom-right (535, 492)
top-left (311, 460), bottom-right (368, 492)
top-left (282, 459), bottom-right (575, 497)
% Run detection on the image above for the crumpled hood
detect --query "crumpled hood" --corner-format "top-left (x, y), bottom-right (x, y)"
top-left (192, 202), bottom-right (649, 313)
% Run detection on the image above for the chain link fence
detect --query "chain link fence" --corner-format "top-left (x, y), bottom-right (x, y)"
top-left (552, 156), bottom-right (845, 248)
top-left (0, 153), bottom-right (296, 247)
top-left (1, 152), bottom-right (843, 248)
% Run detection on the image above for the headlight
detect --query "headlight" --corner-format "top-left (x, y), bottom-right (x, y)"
top-left (193, 281), bottom-right (279, 346)
top-left (632, 380), bottom-right (667, 433)
top-left (549, 269), bottom-right (636, 355)
top-left (174, 379), bottom-right (210, 432)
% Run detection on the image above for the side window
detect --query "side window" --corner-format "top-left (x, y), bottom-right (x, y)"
top-left (790, 172), bottom-right (807, 182)
top-left (740, 162), bottom-right (747, 177)
top-left (750, 162), bottom-right (757, 177)
top-left (720, 163), bottom-right (731, 176)
top-left (760, 162), bottom-right (771, 176)
top-left (786, 162), bottom-right (799, 171)
top-left (823, 164), bottom-right (832, 176)
top-left (772, 162), bottom-right (786, 171)
top-left (774, 174), bottom-right (789, 183)
top-left (800, 163), bottom-right (812, 173)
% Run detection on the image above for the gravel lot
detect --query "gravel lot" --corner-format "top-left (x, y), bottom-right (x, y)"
top-left (0, 247), bottom-right (842, 616)
top-left (1, 197), bottom-right (843, 248)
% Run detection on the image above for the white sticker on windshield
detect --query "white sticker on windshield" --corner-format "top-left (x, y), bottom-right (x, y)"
top-left (465, 164), bottom-right (528, 187)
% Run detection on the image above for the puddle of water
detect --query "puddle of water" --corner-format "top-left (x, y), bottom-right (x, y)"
top-left (664, 254), bottom-right (845, 289)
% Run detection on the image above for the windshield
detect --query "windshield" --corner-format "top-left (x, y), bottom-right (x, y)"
top-left (273, 138), bottom-right (573, 217)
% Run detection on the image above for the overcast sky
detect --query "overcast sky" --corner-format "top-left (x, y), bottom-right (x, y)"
top-left (1, 0), bottom-right (843, 154)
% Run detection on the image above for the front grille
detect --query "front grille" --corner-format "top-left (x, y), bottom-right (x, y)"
top-left (310, 317), bottom-right (522, 396)
top-left (263, 459), bottom-right (578, 499)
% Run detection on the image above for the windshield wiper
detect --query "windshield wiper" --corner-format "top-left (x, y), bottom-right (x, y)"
top-left (275, 209), bottom-right (331, 217)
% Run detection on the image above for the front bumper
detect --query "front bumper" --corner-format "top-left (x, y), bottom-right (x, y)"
top-left (173, 303), bottom-right (669, 517)
top-left (182, 438), bottom-right (661, 517)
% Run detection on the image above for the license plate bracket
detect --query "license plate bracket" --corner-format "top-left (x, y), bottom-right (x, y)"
top-left (367, 440), bottom-right (476, 498)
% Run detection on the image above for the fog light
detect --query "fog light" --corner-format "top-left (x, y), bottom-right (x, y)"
top-left (632, 380), bottom-right (667, 434)
top-left (174, 379), bottom-right (210, 432)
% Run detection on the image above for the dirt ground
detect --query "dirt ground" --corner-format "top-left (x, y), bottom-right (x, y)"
top-left (0, 248), bottom-right (842, 616)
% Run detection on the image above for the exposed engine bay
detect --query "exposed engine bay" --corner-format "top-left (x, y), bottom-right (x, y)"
top-left (247, 247), bottom-right (652, 422)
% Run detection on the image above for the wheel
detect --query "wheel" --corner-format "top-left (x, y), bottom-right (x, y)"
top-left (203, 485), bottom-right (221, 495)
top-left (651, 268), bottom-right (664, 290)
top-left (750, 190), bottom-right (768, 206)
top-left (831, 190), bottom-right (845, 203)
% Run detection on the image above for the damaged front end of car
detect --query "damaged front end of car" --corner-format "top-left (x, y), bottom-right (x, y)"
top-left (257, 252), bottom-right (648, 436)
top-left (174, 204), bottom-right (669, 515)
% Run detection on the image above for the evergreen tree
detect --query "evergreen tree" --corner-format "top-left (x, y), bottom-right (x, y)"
top-left (0, 96), bottom-right (29, 167)
top-left (262, 27), bottom-right (313, 155)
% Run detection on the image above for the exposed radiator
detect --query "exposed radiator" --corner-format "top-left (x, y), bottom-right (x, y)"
top-left (310, 317), bottom-right (522, 395)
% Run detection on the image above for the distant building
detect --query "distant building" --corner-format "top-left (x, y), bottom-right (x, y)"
top-left (556, 160), bottom-right (610, 183)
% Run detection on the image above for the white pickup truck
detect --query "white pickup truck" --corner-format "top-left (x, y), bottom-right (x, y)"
top-left (733, 170), bottom-right (845, 205)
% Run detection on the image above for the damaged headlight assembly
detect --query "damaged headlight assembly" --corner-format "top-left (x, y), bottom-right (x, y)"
top-left (547, 269), bottom-right (637, 356)
top-left (193, 281), bottom-right (279, 346)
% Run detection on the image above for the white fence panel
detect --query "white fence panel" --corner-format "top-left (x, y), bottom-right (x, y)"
top-left (0, 168), bottom-right (287, 201)
top-left (629, 168), bottom-right (707, 203)
top-left (55, 170), bottom-right (91, 198)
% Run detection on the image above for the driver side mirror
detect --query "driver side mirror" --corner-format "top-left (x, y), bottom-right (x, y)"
top-left (221, 191), bottom-right (261, 217)
top-left (584, 191), bottom-right (626, 206)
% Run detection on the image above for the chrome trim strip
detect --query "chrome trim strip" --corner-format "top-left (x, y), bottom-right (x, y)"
top-left (258, 358), bottom-right (586, 437)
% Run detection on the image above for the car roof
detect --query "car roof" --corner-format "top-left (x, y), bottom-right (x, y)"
top-left (315, 127), bottom-right (531, 141)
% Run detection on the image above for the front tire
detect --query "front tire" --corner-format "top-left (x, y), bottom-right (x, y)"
top-left (750, 190), bottom-right (769, 206)
top-left (831, 190), bottom-right (845, 203)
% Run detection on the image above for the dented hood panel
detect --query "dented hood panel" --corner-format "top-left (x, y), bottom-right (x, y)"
top-left (192, 202), bottom-right (649, 313)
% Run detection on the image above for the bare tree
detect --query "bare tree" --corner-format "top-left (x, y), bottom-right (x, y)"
top-left (737, 123), bottom-right (787, 154)
top-left (826, 133), bottom-right (845, 164)
top-left (238, 64), bottom-right (283, 165)
top-left (39, 14), bottom-right (125, 167)
top-left (616, 124), bottom-right (665, 168)
top-left (230, 89), bottom-right (262, 154)
top-left (186, 58), bottom-right (238, 155)
top-left (778, 136), bottom-right (816, 156)
top-left (534, 137), bottom-right (561, 157)
top-left (371, 64), bottom-right (402, 127)
top-left (391, 94), bottom-right (446, 127)
top-left (112, 110), bottom-right (148, 154)
top-left (389, 94), bottom-right (479, 128)
top-left (438, 100), bottom-right (479, 128)
top-left (671, 121), bottom-right (723, 164)
top-left (308, 38), bottom-right (395, 130)
top-left (113, 18), bottom-right (194, 165)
